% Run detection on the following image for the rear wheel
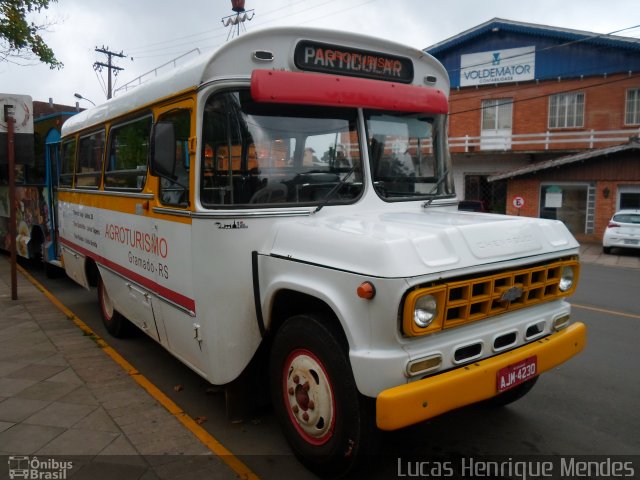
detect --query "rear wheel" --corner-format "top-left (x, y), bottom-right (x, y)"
top-left (269, 314), bottom-right (378, 478)
top-left (98, 276), bottom-right (130, 338)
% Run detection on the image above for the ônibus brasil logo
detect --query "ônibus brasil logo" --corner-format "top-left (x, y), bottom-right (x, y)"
top-left (7, 456), bottom-right (73, 479)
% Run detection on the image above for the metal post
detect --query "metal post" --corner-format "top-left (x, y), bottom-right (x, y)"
top-left (4, 105), bottom-right (17, 300)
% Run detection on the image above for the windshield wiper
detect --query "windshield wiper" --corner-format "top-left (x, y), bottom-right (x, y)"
top-left (422, 169), bottom-right (449, 208)
top-left (314, 165), bottom-right (357, 213)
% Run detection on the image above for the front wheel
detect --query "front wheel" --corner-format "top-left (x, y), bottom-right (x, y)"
top-left (269, 314), bottom-right (378, 478)
top-left (98, 276), bottom-right (131, 338)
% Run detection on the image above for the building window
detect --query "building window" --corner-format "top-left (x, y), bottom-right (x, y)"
top-left (481, 99), bottom-right (513, 130)
top-left (618, 185), bottom-right (640, 210)
top-left (548, 92), bottom-right (584, 129)
top-left (625, 89), bottom-right (640, 125)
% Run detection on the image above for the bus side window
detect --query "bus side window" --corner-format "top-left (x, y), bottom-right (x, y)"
top-left (76, 130), bottom-right (105, 188)
top-left (104, 115), bottom-right (152, 191)
top-left (157, 109), bottom-right (191, 206)
top-left (59, 139), bottom-right (76, 187)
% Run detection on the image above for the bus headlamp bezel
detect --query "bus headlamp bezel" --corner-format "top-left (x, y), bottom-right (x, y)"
top-left (403, 286), bottom-right (446, 337)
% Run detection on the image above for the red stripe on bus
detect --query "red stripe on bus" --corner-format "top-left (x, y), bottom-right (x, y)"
top-left (251, 69), bottom-right (449, 113)
top-left (60, 238), bottom-right (196, 313)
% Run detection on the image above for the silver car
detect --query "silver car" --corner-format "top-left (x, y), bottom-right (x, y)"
top-left (602, 210), bottom-right (640, 253)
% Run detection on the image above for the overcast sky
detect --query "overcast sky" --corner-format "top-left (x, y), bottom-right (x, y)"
top-left (2, 0), bottom-right (639, 108)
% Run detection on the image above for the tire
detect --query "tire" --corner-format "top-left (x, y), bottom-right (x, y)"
top-left (269, 314), bottom-right (378, 478)
top-left (603, 246), bottom-right (612, 254)
top-left (98, 276), bottom-right (130, 338)
top-left (484, 376), bottom-right (539, 408)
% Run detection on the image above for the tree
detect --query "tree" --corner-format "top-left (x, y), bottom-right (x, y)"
top-left (0, 0), bottom-right (62, 69)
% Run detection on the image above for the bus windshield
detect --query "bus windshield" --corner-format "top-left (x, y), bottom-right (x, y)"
top-left (366, 111), bottom-right (453, 201)
top-left (200, 89), bottom-right (363, 208)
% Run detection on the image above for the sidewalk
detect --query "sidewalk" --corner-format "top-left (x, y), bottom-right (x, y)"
top-left (0, 260), bottom-right (243, 480)
top-left (579, 242), bottom-right (640, 269)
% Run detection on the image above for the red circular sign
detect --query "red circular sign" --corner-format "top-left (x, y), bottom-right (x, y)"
top-left (513, 196), bottom-right (525, 209)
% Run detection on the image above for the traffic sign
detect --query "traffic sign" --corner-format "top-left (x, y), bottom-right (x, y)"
top-left (513, 196), bottom-right (525, 209)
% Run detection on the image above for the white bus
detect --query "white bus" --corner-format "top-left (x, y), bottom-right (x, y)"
top-left (58, 27), bottom-right (586, 476)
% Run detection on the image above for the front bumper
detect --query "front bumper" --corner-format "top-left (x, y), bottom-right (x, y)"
top-left (376, 322), bottom-right (586, 430)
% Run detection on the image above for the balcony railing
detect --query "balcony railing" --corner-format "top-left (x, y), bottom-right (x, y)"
top-left (449, 128), bottom-right (640, 152)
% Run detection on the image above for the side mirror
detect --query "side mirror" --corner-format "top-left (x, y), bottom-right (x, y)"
top-left (150, 121), bottom-right (176, 179)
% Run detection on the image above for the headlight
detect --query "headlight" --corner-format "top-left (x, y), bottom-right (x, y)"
top-left (403, 286), bottom-right (446, 337)
top-left (558, 265), bottom-right (575, 292)
top-left (414, 295), bottom-right (438, 328)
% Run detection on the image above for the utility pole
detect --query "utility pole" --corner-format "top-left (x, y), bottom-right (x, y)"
top-left (3, 104), bottom-right (17, 299)
top-left (94, 46), bottom-right (126, 99)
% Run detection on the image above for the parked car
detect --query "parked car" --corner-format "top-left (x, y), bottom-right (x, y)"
top-left (458, 199), bottom-right (489, 212)
top-left (602, 210), bottom-right (640, 253)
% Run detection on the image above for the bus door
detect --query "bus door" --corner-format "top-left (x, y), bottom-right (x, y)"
top-left (150, 102), bottom-right (207, 374)
top-left (44, 129), bottom-right (61, 263)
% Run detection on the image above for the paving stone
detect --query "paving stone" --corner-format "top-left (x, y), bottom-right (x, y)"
top-left (23, 401), bottom-right (96, 428)
top-left (14, 380), bottom-right (79, 402)
top-left (72, 407), bottom-right (120, 433)
top-left (97, 435), bottom-right (142, 457)
top-left (56, 386), bottom-right (100, 406)
top-left (69, 460), bottom-right (149, 480)
top-left (33, 353), bottom-right (70, 367)
top-left (0, 421), bottom-right (15, 433)
top-left (0, 361), bottom-right (29, 377)
top-left (0, 377), bottom-right (38, 396)
top-left (35, 428), bottom-right (120, 456)
top-left (0, 397), bottom-right (50, 422)
top-left (0, 423), bottom-right (65, 454)
top-left (6, 363), bottom-right (67, 382)
top-left (0, 347), bottom-right (58, 364)
top-left (46, 367), bottom-right (84, 386)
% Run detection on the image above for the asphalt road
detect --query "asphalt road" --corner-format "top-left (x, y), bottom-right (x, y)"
top-left (22, 260), bottom-right (640, 479)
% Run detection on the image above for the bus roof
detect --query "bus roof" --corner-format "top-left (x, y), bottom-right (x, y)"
top-left (62, 26), bottom-right (449, 137)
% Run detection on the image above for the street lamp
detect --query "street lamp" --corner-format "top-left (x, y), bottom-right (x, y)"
top-left (74, 93), bottom-right (96, 106)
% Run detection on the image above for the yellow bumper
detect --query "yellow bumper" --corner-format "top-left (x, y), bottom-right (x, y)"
top-left (376, 322), bottom-right (586, 431)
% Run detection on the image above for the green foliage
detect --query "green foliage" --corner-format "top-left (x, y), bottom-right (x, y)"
top-left (0, 0), bottom-right (63, 69)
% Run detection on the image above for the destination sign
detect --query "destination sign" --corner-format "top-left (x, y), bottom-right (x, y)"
top-left (294, 40), bottom-right (414, 84)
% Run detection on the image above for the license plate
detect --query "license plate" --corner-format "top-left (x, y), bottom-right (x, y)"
top-left (623, 239), bottom-right (639, 245)
top-left (497, 356), bottom-right (537, 393)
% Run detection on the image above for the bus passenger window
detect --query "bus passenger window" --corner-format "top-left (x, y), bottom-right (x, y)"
top-left (76, 130), bottom-right (105, 188)
top-left (59, 139), bottom-right (76, 187)
top-left (157, 109), bottom-right (191, 206)
top-left (105, 116), bottom-right (152, 190)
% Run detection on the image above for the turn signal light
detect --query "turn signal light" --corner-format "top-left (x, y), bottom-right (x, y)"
top-left (407, 354), bottom-right (442, 376)
top-left (357, 281), bottom-right (376, 300)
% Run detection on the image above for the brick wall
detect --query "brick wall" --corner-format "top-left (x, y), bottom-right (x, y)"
top-left (505, 177), bottom-right (640, 242)
top-left (449, 73), bottom-right (640, 152)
